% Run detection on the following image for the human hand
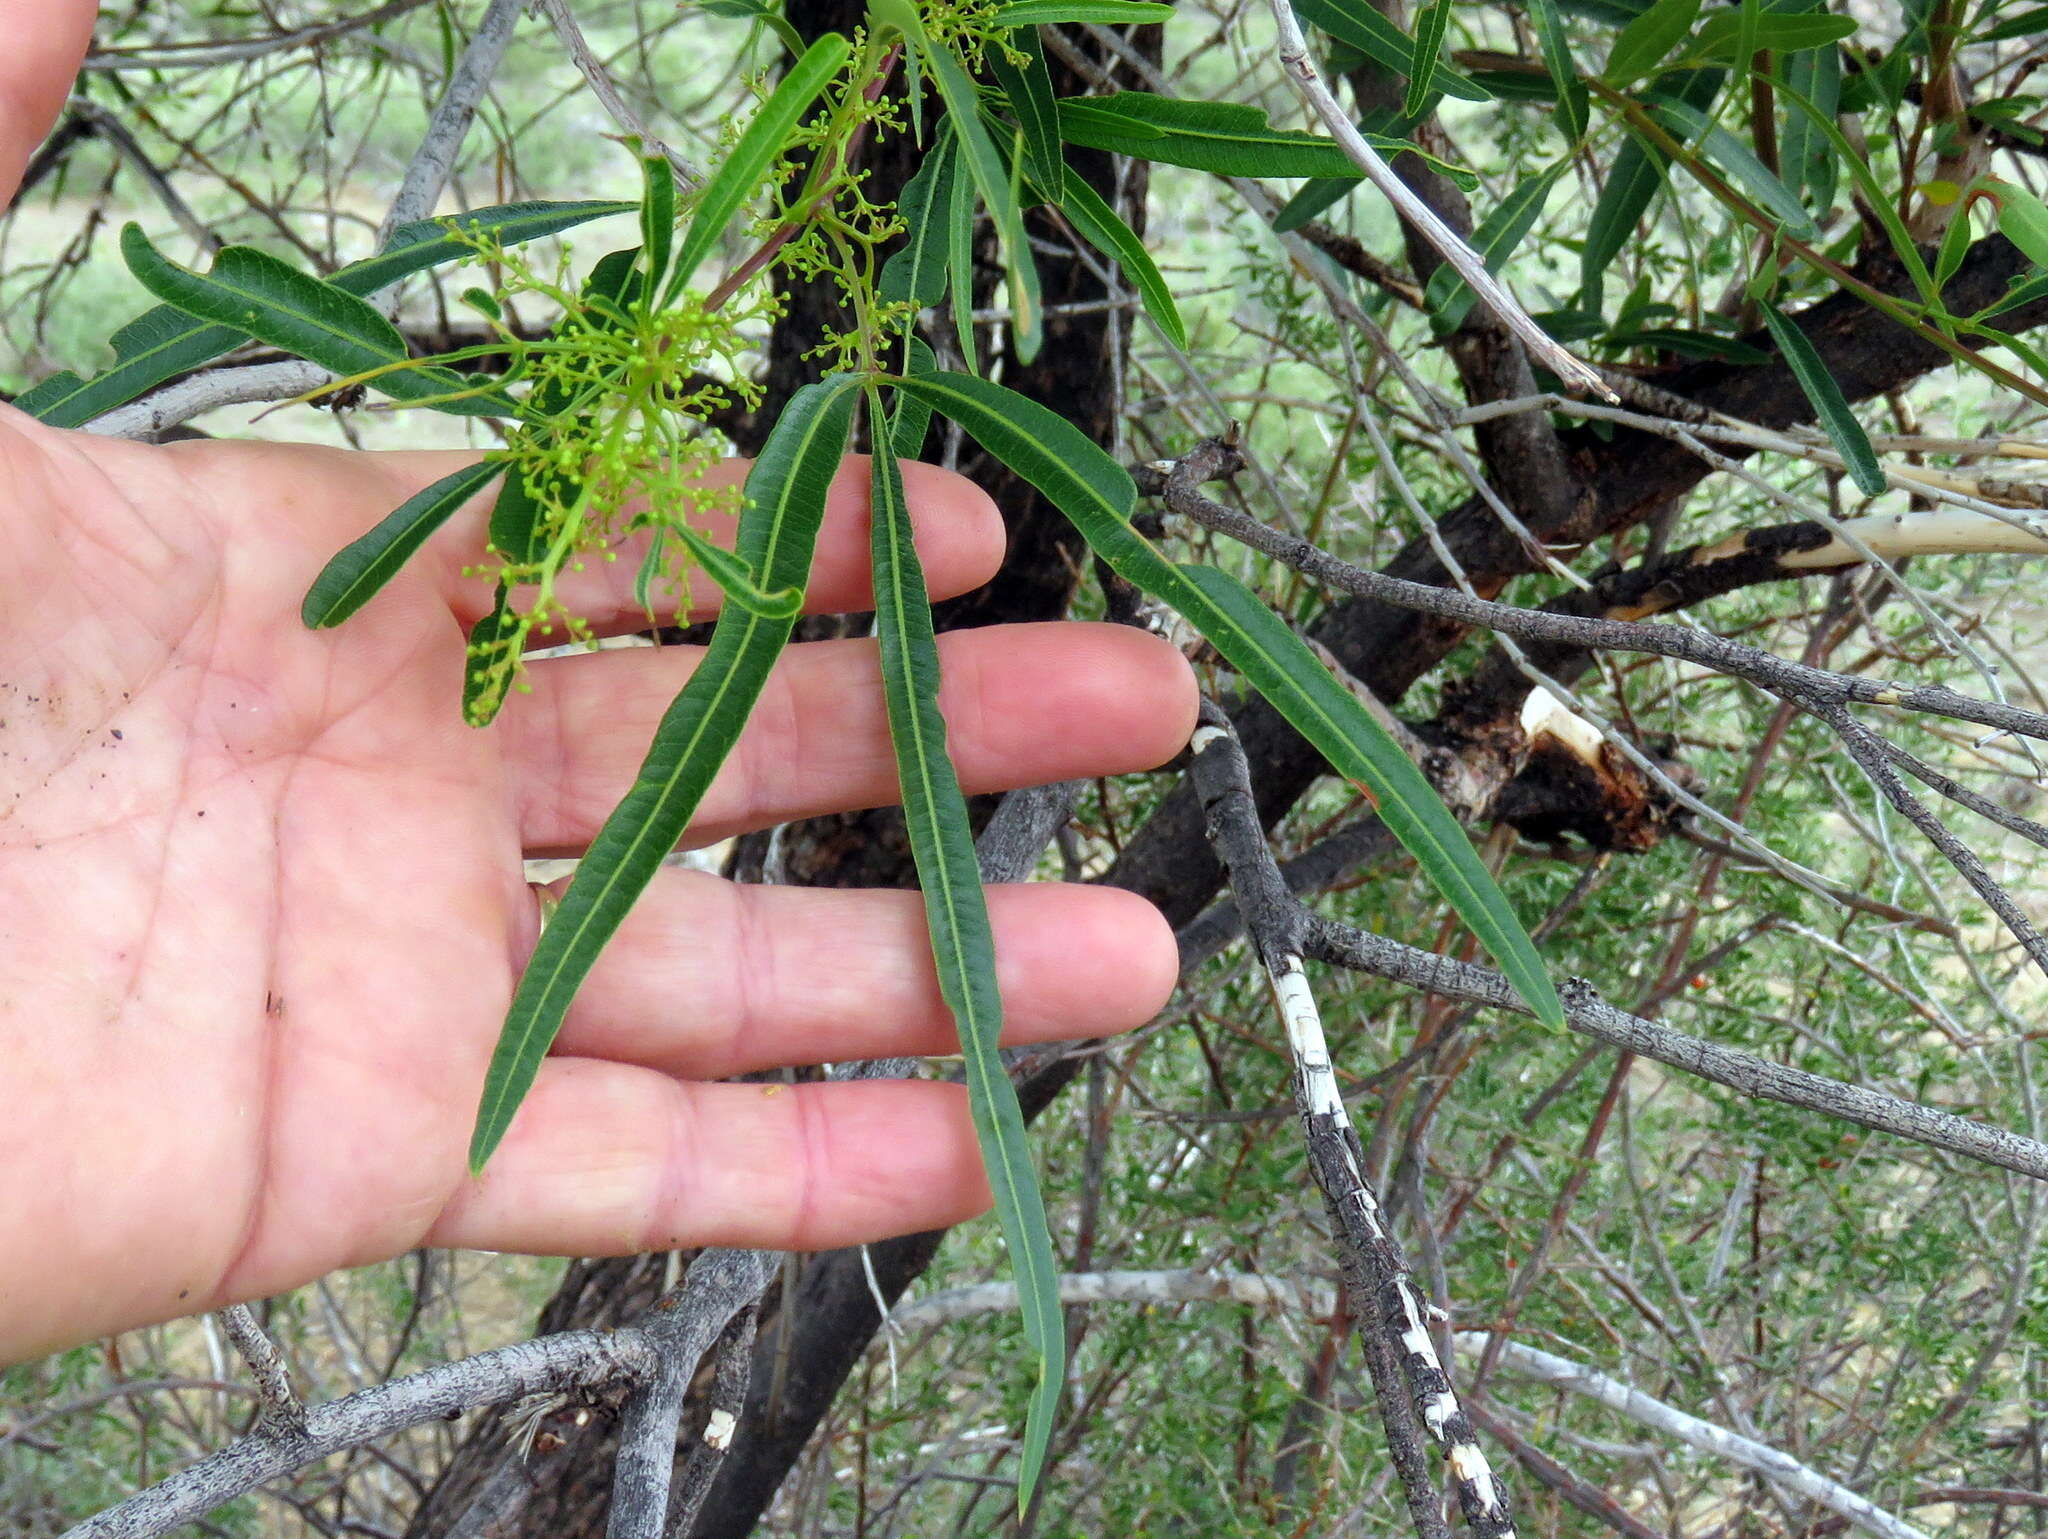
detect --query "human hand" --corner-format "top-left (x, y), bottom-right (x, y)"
top-left (0, 10), bottom-right (1197, 1365)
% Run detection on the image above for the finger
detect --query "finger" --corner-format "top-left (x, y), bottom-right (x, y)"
top-left (504, 622), bottom-right (1200, 851)
top-left (424, 1063), bottom-right (991, 1255)
top-left (0, 2), bottom-right (95, 207)
top-left (207, 441), bottom-right (1004, 630)
top-left (554, 872), bottom-right (1178, 1077)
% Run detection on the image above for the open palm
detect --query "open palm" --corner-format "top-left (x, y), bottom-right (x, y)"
top-left (0, 343), bottom-right (1192, 1360)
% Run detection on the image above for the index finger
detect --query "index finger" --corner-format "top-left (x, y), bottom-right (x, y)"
top-left (0, 1), bottom-right (94, 207)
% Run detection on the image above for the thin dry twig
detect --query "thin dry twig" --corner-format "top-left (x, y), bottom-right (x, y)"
top-left (215, 1304), bottom-right (306, 1437)
top-left (63, 1332), bottom-right (659, 1539)
top-left (1259, 0), bottom-right (1611, 401)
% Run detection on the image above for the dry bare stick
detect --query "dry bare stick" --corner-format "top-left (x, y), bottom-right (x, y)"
top-left (1461, 393), bottom-right (2048, 548)
top-left (1815, 704), bottom-right (2048, 978)
top-left (890, 1267), bottom-right (1933, 1539)
top-left (891, 1269), bottom-right (1338, 1330)
top-left (1260, 0), bottom-right (1611, 402)
top-left (1188, 702), bottom-right (1515, 1539)
top-left (530, 0), bottom-right (702, 190)
top-left (1302, 920), bottom-right (2048, 1181)
top-left (62, 1331), bottom-right (659, 1539)
top-left (214, 1304), bottom-right (306, 1437)
top-left (378, 0), bottom-right (529, 243)
top-left (1144, 446), bottom-right (2048, 976)
top-left (1460, 1398), bottom-right (1662, 1539)
top-left (668, 1305), bottom-right (761, 1536)
top-left (86, 360), bottom-right (340, 441)
top-left (82, 0), bottom-right (441, 72)
top-left (607, 1250), bottom-right (779, 1539)
top-left (1447, 1336), bottom-right (1933, 1539)
top-left (1137, 451), bottom-right (2048, 747)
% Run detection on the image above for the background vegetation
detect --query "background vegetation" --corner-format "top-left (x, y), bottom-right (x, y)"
top-left (8, 0), bottom-right (2048, 1535)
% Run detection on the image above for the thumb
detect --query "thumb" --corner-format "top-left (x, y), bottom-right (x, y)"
top-left (0, 1), bottom-right (96, 208)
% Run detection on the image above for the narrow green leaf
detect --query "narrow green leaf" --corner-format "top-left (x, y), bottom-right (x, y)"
top-left (1996, 179), bottom-right (2048, 272)
top-left (1580, 68), bottom-right (1723, 304)
top-left (671, 523), bottom-right (804, 618)
top-left (1465, 65), bottom-right (1576, 102)
top-left (921, 34), bottom-right (1043, 362)
top-left (1057, 96), bottom-right (1476, 191)
top-left (1774, 3), bottom-right (1841, 212)
top-left (639, 151), bottom-right (678, 298)
top-left (1272, 176), bottom-right (1359, 232)
top-left (1731, 0), bottom-right (1759, 89)
top-left (987, 28), bottom-right (1064, 196)
top-left (1969, 321), bottom-right (2048, 384)
top-left (947, 122), bottom-right (981, 371)
top-left (469, 375), bottom-right (862, 1173)
top-left (992, 0), bottom-right (1172, 22)
top-left (700, 0), bottom-right (809, 54)
top-left (864, 389), bottom-right (1062, 1513)
top-left (364, 199), bottom-right (639, 292)
top-left (903, 39), bottom-right (927, 141)
top-left (1603, 326), bottom-right (1769, 363)
top-left (1985, 5), bottom-right (2048, 42)
top-left (898, 369), bottom-right (1565, 1031)
top-left (1057, 93), bottom-right (1357, 179)
top-left (119, 225), bottom-right (503, 415)
top-left (634, 528), bottom-right (669, 615)
top-left (1688, 8), bottom-right (1855, 58)
top-left (1287, 0), bottom-right (1491, 102)
top-left (666, 32), bottom-right (851, 299)
top-left (463, 582), bottom-right (525, 729)
top-left (880, 130), bottom-right (961, 310)
top-left (1426, 163), bottom-right (1563, 331)
top-left (302, 461), bottom-right (505, 628)
top-left (21, 200), bottom-right (631, 429)
top-left (892, 335), bottom-right (940, 457)
top-left (1404, 0), bottom-right (1454, 119)
top-left (1603, 0), bottom-right (1701, 86)
top-left (1774, 80), bottom-right (1935, 306)
top-left (1528, 0), bottom-right (1589, 142)
top-left (12, 309), bottom-right (245, 430)
top-left (1934, 197), bottom-right (1977, 293)
top-left (1976, 268), bottom-right (2048, 322)
top-left (1647, 97), bottom-right (1818, 238)
top-left (1759, 302), bottom-right (1885, 496)
top-left (1052, 167), bottom-right (1188, 348)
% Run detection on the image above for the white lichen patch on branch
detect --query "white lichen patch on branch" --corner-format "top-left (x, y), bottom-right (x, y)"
top-left (1448, 1441), bottom-right (1505, 1518)
top-left (1268, 955), bottom-right (1343, 1118)
top-left (1392, 1281), bottom-right (1448, 1380)
top-left (1421, 1389), bottom-right (1459, 1437)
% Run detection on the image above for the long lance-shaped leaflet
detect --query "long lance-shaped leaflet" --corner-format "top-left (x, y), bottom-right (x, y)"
top-left (468, 375), bottom-right (862, 1170)
top-left (894, 369), bottom-right (1565, 1032)
top-left (865, 385), bottom-right (1063, 1513)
